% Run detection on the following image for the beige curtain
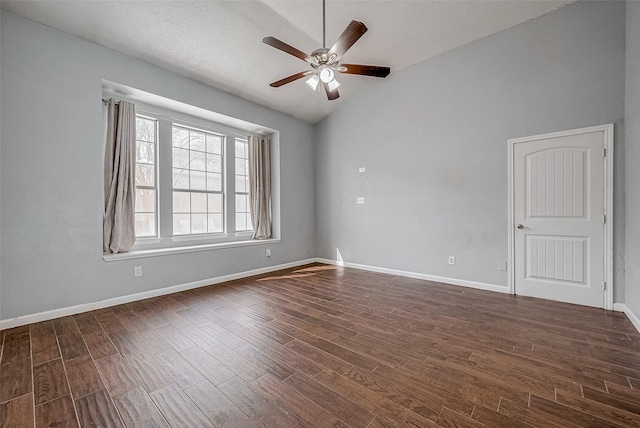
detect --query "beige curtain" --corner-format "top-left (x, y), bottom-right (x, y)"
top-left (248, 135), bottom-right (272, 240)
top-left (103, 99), bottom-right (136, 254)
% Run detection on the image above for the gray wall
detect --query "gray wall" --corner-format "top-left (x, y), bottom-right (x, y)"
top-left (0, 11), bottom-right (315, 321)
top-left (314, 1), bottom-right (626, 300)
top-left (626, 1), bottom-right (640, 318)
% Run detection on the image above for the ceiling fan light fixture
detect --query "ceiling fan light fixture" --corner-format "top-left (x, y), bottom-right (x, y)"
top-left (327, 78), bottom-right (340, 92)
top-left (319, 68), bottom-right (335, 83)
top-left (306, 74), bottom-right (320, 91)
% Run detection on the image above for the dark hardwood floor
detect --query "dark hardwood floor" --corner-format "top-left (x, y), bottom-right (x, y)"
top-left (1, 263), bottom-right (640, 427)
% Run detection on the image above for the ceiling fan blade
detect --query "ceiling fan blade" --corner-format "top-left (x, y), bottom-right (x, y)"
top-left (339, 64), bottom-right (390, 78)
top-left (323, 82), bottom-right (340, 100)
top-left (270, 71), bottom-right (313, 88)
top-left (263, 37), bottom-right (311, 62)
top-left (328, 21), bottom-right (368, 60)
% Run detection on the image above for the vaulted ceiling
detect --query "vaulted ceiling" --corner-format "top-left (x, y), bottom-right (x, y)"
top-left (2, 0), bottom-right (574, 123)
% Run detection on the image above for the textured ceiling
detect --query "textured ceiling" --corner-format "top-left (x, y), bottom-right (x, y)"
top-left (1, 0), bottom-right (574, 123)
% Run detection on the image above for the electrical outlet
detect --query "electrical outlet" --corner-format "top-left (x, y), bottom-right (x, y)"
top-left (134, 266), bottom-right (142, 277)
top-left (357, 197), bottom-right (365, 204)
top-left (266, 249), bottom-right (271, 257)
top-left (358, 167), bottom-right (366, 173)
top-left (448, 256), bottom-right (455, 265)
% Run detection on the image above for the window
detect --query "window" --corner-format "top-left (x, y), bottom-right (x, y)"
top-left (172, 125), bottom-right (224, 235)
top-left (134, 116), bottom-right (157, 237)
top-left (234, 138), bottom-right (251, 232)
top-left (131, 109), bottom-right (265, 247)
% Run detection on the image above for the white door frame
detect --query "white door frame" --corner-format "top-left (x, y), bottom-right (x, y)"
top-left (507, 124), bottom-right (614, 310)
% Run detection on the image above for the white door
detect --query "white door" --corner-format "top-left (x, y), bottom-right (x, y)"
top-left (511, 127), bottom-right (610, 308)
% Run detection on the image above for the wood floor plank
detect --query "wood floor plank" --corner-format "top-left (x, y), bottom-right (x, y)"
top-left (308, 337), bottom-right (379, 372)
top-left (73, 312), bottom-right (103, 335)
top-left (33, 358), bottom-right (69, 405)
top-left (178, 324), bottom-right (222, 350)
top-left (75, 389), bottom-right (124, 428)
top-left (153, 349), bottom-right (205, 389)
top-left (64, 355), bottom-right (104, 400)
top-left (35, 394), bottom-right (78, 428)
top-left (52, 317), bottom-right (79, 336)
top-left (154, 325), bottom-right (196, 352)
top-left (0, 358), bottom-right (32, 404)
top-left (124, 353), bottom-right (173, 394)
top-left (0, 393), bottom-right (33, 428)
top-left (217, 376), bottom-right (300, 427)
top-left (83, 330), bottom-right (118, 360)
top-left (149, 383), bottom-right (212, 427)
top-left (314, 369), bottom-right (408, 425)
top-left (94, 354), bottom-right (140, 398)
top-left (252, 373), bottom-right (351, 428)
top-left (180, 346), bottom-right (235, 386)
top-left (107, 329), bottom-right (148, 357)
top-left (185, 380), bottom-right (259, 428)
top-left (205, 345), bottom-right (265, 383)
top-left (32, 332), bottom-right (60, 366)
top-left (113, 386), bottom-right (169, 427)
top-left (1, 326), bottom-right (30, 364)
top-left (57, 331), bottom-right (89, 361)
top-left (285, 371), bottom-right (375, 427)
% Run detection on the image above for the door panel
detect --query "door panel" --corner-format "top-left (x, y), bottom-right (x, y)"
top-left (514, 131), bottom-right (604, 308)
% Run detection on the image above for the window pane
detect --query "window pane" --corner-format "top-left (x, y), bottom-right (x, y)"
top-left (190, 171), bottom-right (206, 190)
top-left (207, 135), bottom-right (222, 154)
top-left (235, 140), bottom-right (246, 158)
top-left (173, 148), bottom-right (190, 169)
top-left (206, 153), bottom-right (222, 173)
top-left (173, 127), bottom-right (189, 148)
top-left (190, 150), bottom-right (206, 171)
top-left (136, 141), bottom-right (155, 164)
top-left (208, 194), bottom-right (222, 213)
top-left (173, 214), bottom-right (190, 235)
top-left (173, 168), bottom-right (189, 189)
top-left (235, 158), bottom-right (246, 175)
top-left (135, 213), bottom-right (156, 237)
top-left (191, 214), bottom-right (207, 234)
top-left (135, 189), bottom-right (156, 212)
top-left (207, 173), bottom-right (222, 192)
top-left (235, 175), bottom-right (247, 193)
top-left (173, 191), bottom-right (190, 213)
top-left (190, 131), bottom-right (206, 152)
top-left (236, 213), bottom-right (248, 231)
top-left (135, 164), bottom-right (155, 187)
top-left (236, 194), bottom-right (248, 213)
top-left (191, 192), bottom-right (207, 213)
top-left (208, 214), bottom-right (223, 233)
top-left (136, 118), bottom-right (155, 142)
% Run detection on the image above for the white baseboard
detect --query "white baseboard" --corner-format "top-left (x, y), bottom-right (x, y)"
top-left (613, 303), bottom-right (640, 333)
top-left (315, 258), bottom-right (509, 294)
top-left (0, 258), bottom-right (316, 330)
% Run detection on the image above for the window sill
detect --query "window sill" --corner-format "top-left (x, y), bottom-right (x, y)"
top-left (103, 238), bottom-right (280, 261)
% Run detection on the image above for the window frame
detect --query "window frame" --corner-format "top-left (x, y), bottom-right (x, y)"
top-left (131, 106), bottom-right (259, 249)
top-left (134, 114), bottom-right (159, 239)
top-left (234, 137), bottom-right (251, 233)
top-left (102, 83), bottom-right (280, 261)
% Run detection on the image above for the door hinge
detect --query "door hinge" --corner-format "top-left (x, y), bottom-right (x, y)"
top-left (603, 148), bottom-right (607, 157)
top-left (604, 214), bottom-right (606, 224)
top-left (603, 281), bottom-right (607, 290)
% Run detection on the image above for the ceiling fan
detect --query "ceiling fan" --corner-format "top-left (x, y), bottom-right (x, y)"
top-left (262, 0), bottom-right (390, 101)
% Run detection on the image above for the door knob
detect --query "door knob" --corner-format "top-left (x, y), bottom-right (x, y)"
top-left (517, 224), bottom-right (524, 229)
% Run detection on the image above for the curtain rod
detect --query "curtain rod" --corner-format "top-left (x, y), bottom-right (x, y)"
top-left (102, 98), bottom-right (121, 104)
